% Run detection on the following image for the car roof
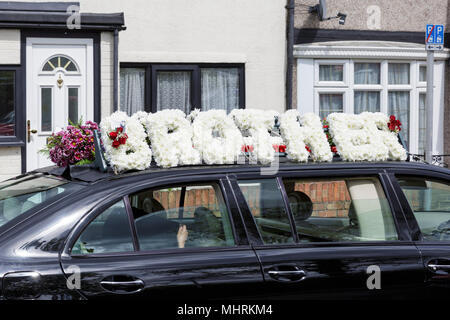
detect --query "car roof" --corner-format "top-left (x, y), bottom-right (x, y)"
top-left (34, 159), bottom-right (450, 184)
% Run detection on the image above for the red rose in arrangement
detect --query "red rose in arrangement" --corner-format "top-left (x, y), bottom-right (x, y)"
top-left (272, 144), bottom-right (286, 153)
top-left (109, 127), bottom-right (128, 148)
top-left (388, 115), bottom-right (402, 133)
top-left (241, 145), bottom-right (254, 153)
top-left (305, 146), bottom-right (311, 153)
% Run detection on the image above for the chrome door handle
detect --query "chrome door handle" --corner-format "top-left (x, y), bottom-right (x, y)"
top-left (100, 278), bottom-right (144, 293)
top-left (267, 266), bottom-right (307, 282)
top-left (100, 279), bottom-right (144, 286)
top-left (268, 270), bottom-right (306, 276)
top-left (428, 264), bottom-right (450, 272)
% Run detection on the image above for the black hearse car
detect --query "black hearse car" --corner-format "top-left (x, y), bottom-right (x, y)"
top-left (0, 161), bottom-right (449, 300)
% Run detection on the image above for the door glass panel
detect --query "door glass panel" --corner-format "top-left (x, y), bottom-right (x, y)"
top-left (238, 179), bottom-right (294, 245)
top-left (319, 65), bottom-right (343, 81)
top-left (129, 183), bottom-right (235, 251)
top-left (68, 87), bottom-right (79, 124)
top-left (397, 176), bottom-right (450, 241)
top-left (156, 71), bottom-right (191, 113)
top-left (319, 93), bottom-right (343, 120)
top-left (282, 177), bottom-right (398, 242)
top-left (72, 200), bottom-right (134, 255)
top-left (0, 71), bottom-right (15, 136)
top-left (41, 87), bottom-right (52, 132)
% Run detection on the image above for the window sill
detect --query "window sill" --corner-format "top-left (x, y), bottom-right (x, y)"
top-left (0, 138), bottom-right (25, 147)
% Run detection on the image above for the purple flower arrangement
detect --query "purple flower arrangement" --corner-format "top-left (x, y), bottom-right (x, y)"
top-left (42, 120), bottom-right (99, 167)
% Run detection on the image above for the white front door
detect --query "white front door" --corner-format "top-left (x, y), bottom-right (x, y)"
top-left (26, 38), bottom-right (94, 171)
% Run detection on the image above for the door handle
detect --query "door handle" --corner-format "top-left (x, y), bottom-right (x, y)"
top-left (428, 263), bottom-right (450, 272)
top-left (27, 120), bottom-right (37, 143)
top-left (267, 266), bottom-right (307, 282)
top-left (100, 278), bottom-right (144, 294)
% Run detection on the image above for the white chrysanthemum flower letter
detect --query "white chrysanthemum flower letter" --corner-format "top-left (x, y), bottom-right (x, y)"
top-left (145, 109), bottom-right (201, 168)
top-left (327, 112), bottom-right (407, 161)
top-left (100, 111), bottom-right (153, 173)
top-left (280, 110), bottom-right (333, 162)
top-left (192, 110), bottom-right (243, 165)
top-left (230, 109), bottom-right (280, 165)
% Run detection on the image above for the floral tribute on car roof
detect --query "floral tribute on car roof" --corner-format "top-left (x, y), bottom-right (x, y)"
top-left (44, 109), bottom-right (407, 173)
top-left (96, 109), bottom-right (407, 173)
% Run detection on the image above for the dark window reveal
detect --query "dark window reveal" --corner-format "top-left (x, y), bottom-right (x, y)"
top-left (0, 71), bottom-right (15, 136)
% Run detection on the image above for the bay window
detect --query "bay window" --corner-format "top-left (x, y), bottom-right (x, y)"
top-left (299, 57), bottom-right (442, 154)
top-left (120, 63), bottom-right (244, 115)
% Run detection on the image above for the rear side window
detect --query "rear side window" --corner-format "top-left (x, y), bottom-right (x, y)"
top-left (72, 200), bottom-right (134, 255)
top-left (397, 176), bottom-right (450, 241)
top-left (282, 177), bottom-right (398, 242)
top-left (238, 179), bottom-right (294, 245)
top-left (129, 183), bottom-right (235, 251)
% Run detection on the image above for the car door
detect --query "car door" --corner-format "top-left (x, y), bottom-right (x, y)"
top-left (231, 168), bottom-right (426, 299)
top-left (60, 175), bottom-right (264, 299)
top-left (388, 168), bottom-right (450, 298)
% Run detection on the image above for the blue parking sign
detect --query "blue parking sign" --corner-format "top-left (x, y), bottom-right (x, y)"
top-left (426, 24), bottom-right (444, 50)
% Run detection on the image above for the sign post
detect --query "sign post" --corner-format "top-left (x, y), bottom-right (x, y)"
top-left (425, 24), bottom-right (444, 163)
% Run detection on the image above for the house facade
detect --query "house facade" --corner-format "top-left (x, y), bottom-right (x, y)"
top-left (0, 0), bottom-right (449, 181)
top-left (291, 0), bottom-right (450, 160)
top-left (0, 0), bottom-right (287, 180)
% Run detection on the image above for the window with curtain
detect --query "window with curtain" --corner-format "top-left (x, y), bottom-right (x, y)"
top-left (120, 68), bottom-right (145, 116)
top-left (418, 93), bottom-right (426, 155)
top-left (388, 91), bottom-right (410, 148)
top-left (319, 65), bottom-right (343, 82)
top-left (311, 59), bottom-right (430, 154)
top-left (388, 63), bottom-right (410, 85)
top-left (157, 71), bottom-right (191, 114)
top-left (201, 68), bottom-right (239, 113)
top-left (319, 94), bottom-right (343, 119)
top-left (120, 64), bottom-right (244, 115)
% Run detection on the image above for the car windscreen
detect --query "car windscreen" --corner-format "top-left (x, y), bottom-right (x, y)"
top-left (0, 173), bottom-right (82, 228)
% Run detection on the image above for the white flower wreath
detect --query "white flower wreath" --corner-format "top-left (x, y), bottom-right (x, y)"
top-left (327, 112), bottom-right (407, 161)
top-left (100, 111), bottom-right (152, 173)
top-left (192, 109), bottom-right (243, 164)
top-left (230, 109), bottom-right (280, 164)
top-left (145, 109), bottom-right (201, 168)
top-left (279, 110), bottom-right (333, 162)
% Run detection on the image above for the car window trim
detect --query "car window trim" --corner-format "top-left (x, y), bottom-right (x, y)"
top-left (124, 178), bottom-right (241, 247)
top-left (387, 169), bottom-right (450, 243)
top-left (65, 175), bottom-right (247, 258)
top-left (234, 168), bottom-right (409, 246)
top-left (123, 195), bottom-right (140, 251)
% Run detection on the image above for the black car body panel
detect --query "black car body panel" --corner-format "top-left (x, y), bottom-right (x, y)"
top-left (0, 161), bottom-right (448, 299)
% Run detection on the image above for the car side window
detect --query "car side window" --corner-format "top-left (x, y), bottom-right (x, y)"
top-left (238, 179), bottom-right (294, 245)
top-left (283, 177), bottom-right (398, 242)
top-left (397, 176), bottom-right (450, 241)
top-left (128, 183), bottom-right (235, 251)
top-left (72, 200), bottom-right (134, 255)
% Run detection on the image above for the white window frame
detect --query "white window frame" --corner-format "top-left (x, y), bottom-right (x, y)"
top-left (314, 59), bottom-right (349, 87)
top-left (299, 58), bottom-right (442, 154)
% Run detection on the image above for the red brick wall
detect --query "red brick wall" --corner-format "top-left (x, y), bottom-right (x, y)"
top-left (151, 181), bottom-right (352, 219)
top-left (292, 181), bottom-right (351, 218)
